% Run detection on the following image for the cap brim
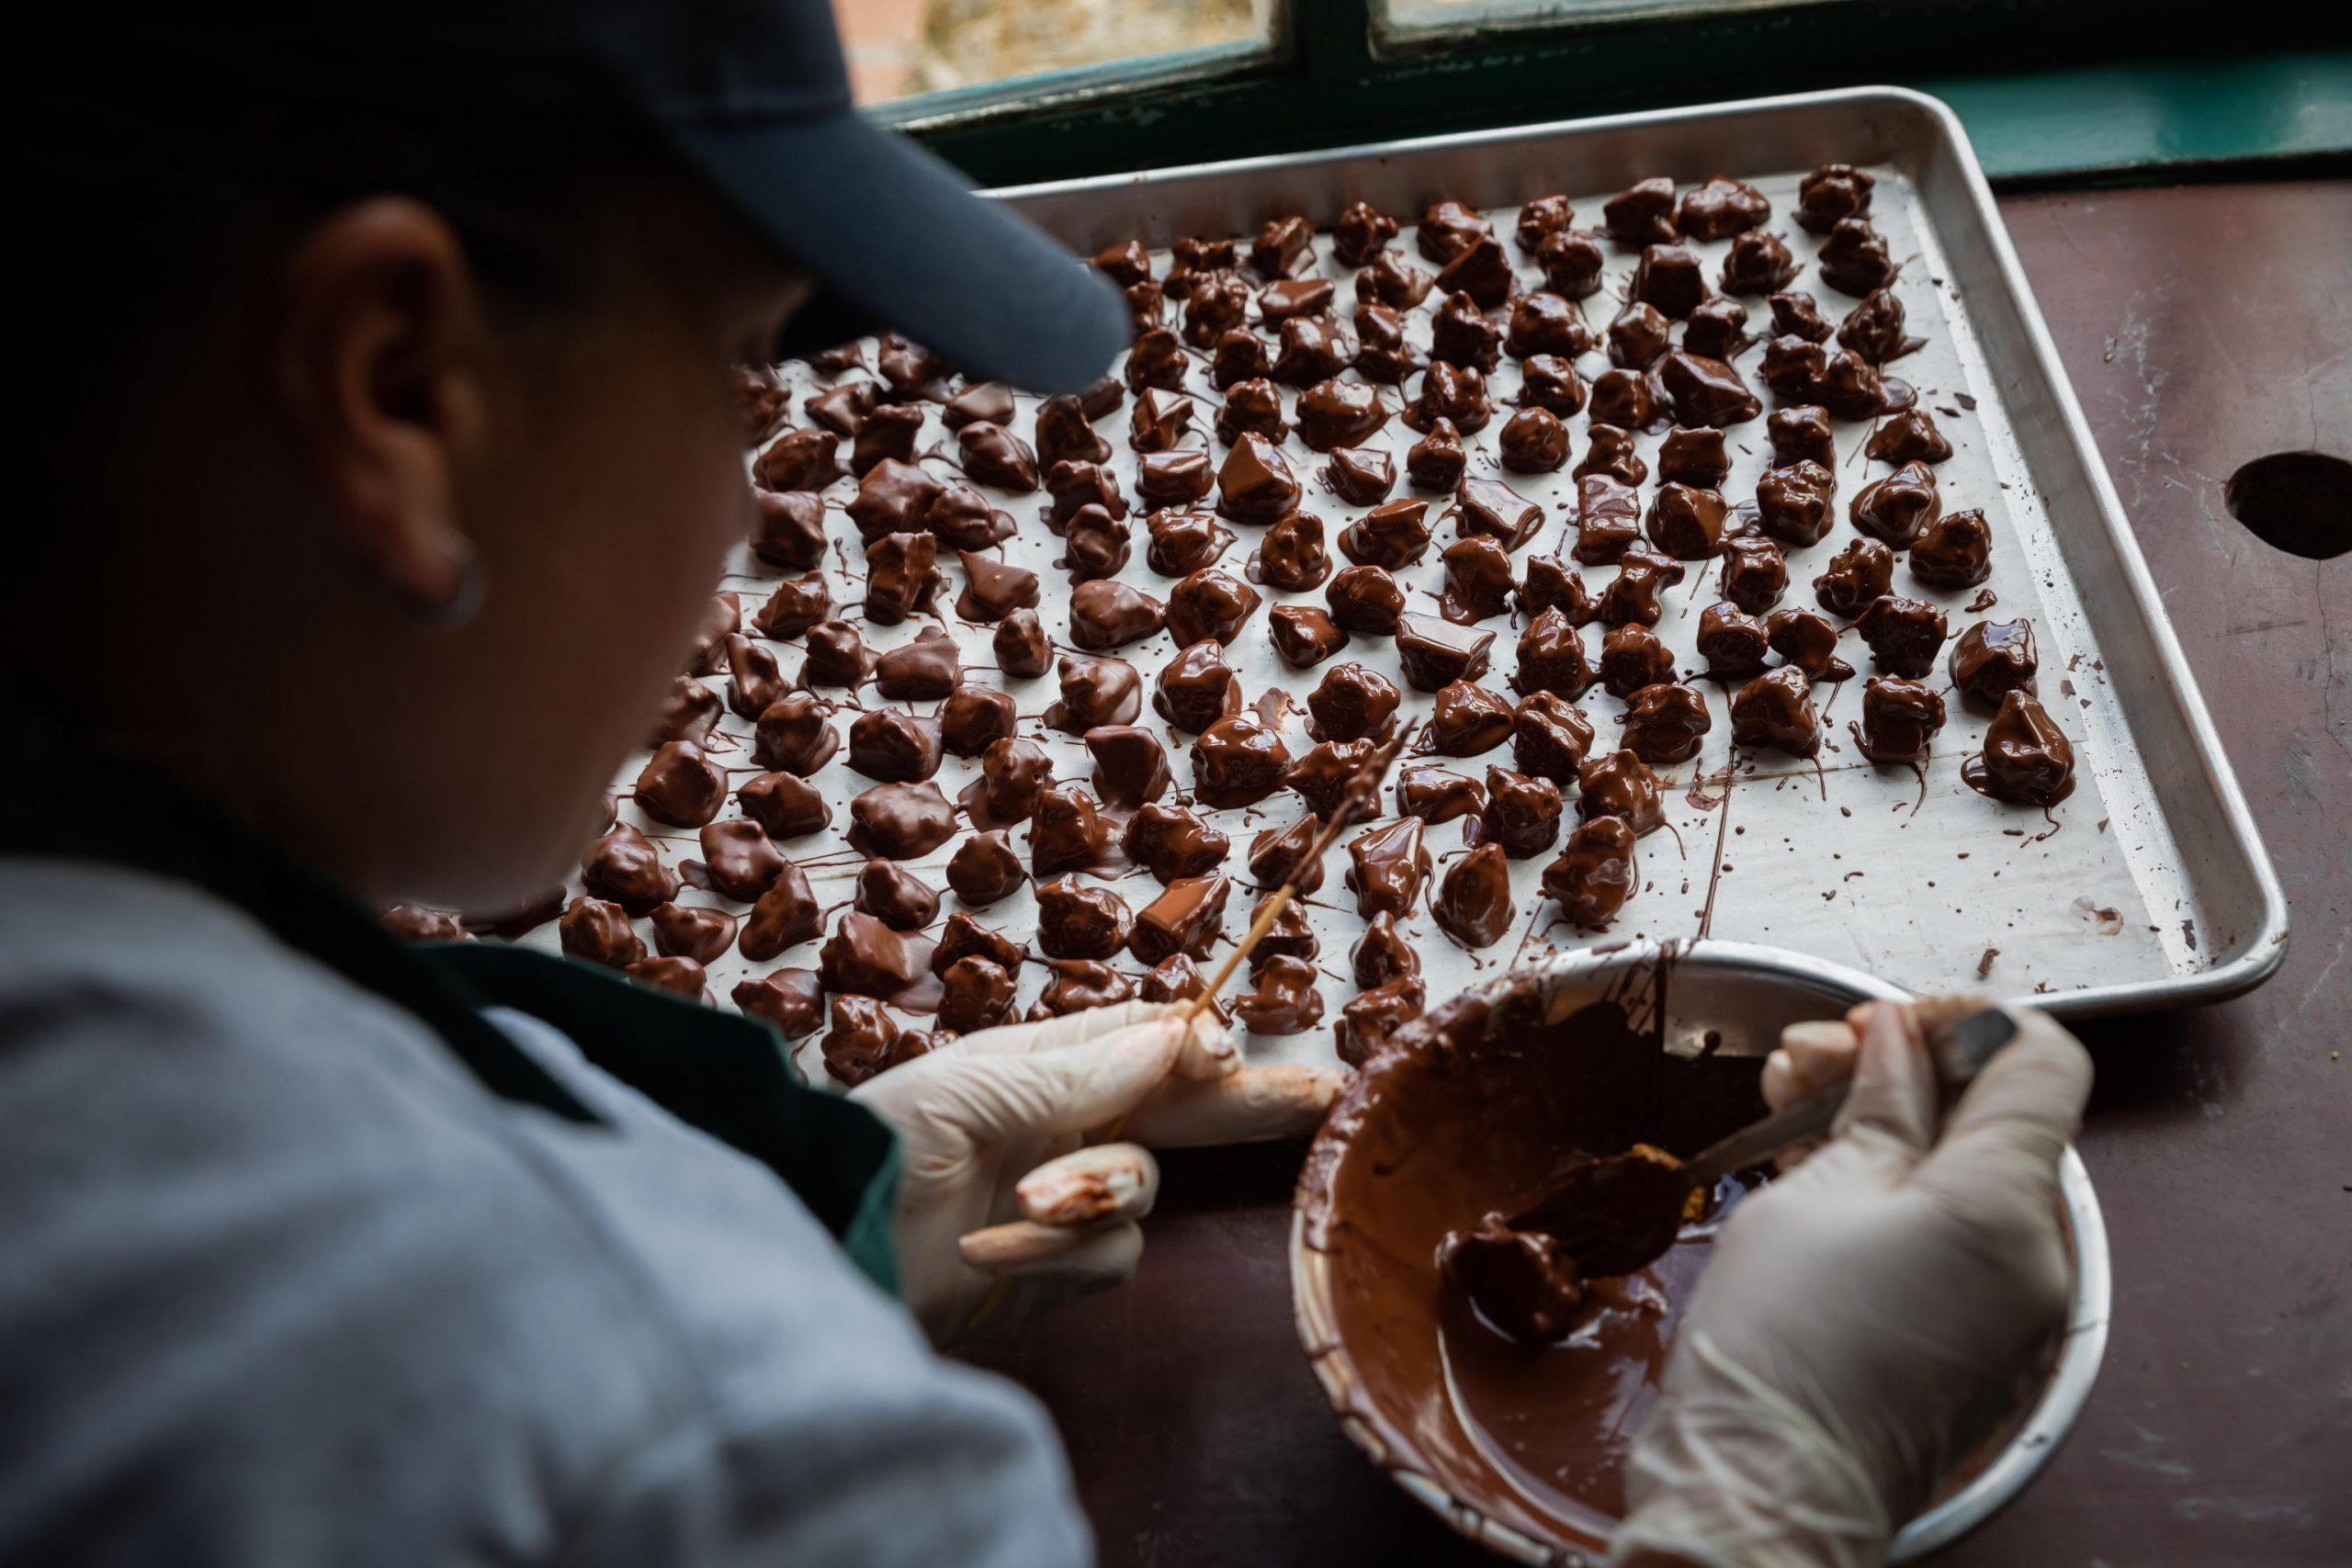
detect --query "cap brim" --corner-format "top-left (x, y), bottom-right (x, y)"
top-left (670, 109), bottom-right (1131, 395)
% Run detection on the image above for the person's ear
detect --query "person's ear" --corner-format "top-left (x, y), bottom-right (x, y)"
top-left (269, 197), bottom-right (492, 619)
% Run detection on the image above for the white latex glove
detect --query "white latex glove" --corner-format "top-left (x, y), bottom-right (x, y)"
top-left (850, 1000), bottom-right (1342, 1344)
top-left (1611, 997), bottom-right (2091, 1568)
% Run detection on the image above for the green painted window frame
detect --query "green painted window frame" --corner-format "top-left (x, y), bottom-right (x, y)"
top-left (870, 0), bottom-right (2351, 189)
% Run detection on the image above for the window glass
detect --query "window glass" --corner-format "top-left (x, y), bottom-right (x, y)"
top-left (833, 0), bottom-right (1273, 107)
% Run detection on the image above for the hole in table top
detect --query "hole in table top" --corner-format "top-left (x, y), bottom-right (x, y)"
top-left (2223, 452), bottom-right (2352, 560)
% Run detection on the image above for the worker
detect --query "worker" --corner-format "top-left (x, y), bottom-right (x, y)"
top-left (0, 0), bottom-right (2090, 1562)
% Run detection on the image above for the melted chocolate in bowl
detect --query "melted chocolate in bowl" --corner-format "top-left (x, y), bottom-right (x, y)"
top-left (1293, 942), bottom-right (2102, 1565)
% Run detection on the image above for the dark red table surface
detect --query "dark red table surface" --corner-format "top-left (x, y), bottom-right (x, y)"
top-left (963, 178), bottom-right (2352, 1565)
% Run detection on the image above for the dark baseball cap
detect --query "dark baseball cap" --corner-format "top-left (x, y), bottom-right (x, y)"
top-left (28, 0), bottom-right (1130, 393)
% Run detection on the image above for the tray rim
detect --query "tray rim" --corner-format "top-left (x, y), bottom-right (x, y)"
top-left (980, 84), bottom-right (2289, 1020)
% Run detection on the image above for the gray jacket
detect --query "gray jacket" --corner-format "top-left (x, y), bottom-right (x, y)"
top-left (0, 859), bottom-right (1089, 1567)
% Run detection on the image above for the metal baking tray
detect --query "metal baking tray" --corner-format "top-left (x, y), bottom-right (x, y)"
top-left (546, 86), bottom-right (2282, 1078)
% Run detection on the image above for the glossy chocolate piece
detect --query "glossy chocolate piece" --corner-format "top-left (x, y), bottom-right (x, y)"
top-left (1433, 235), bottom-right (1515, 310)
top-left (1440, 536), bottom-right (1516, 623)
top-left (1518, 556), bottom-right (1597, 625)
top-left (1603, 177), bottom-right (1679, 245)
top-left (1518, 354), bottom-right (1588, 418)
top-left (1035, 880), bottom-right (1134, 962)
top-left (1818, 350), bottom-right (1899, 423)
top-left (634, 741), bottom-right (727, 828)
top-left (1679, 175), bottom-right (1769, 240)
top-left (1272, 314), bottom-right (1355, 388)
top-left (1139, 953), bottom-right (1231, 1026)
top-left (754, 573), bottom-right (833, 641)
top-left (1125, 803), bottom-right (1231, 883)
top-left (1130, 875), bottom-right (1230, 964)
top-left (1282, 739), bottom-right (1376, 818)
top-left (1166, 568), bottom-right (1261, 647)
top-left (753, 693), bottom-right (841, 776)
top-left (733, 967), bottom-right (826, 1038)
top-left (1855, 594), bottom-right (1949, 679)
top-left (1455, 477), bottom-right (1544, 551)
top-left (751, 489), bottom-right (828, 570)
top-left (1730, 665), bottom-right (1821, 756)
top-left (1657, 426), bottom-right (1731, 490)
top-left (1853, 675), bottom-right (1947, 763)
top-left (1325, 446), bottom-right (1396, 506)
top-left (1155, 639), bottom-right (1243, 732)
top-left (1818, 218), bottom-right (1895, 297)
top-left (1147, 508), bottom-right (1236, 576)
top-left (1867, 407), bottom-right (1953, 466)
top-left (1498, 408), bottom-right (1569, 475)
top-left (1037, 960), bottom-right (1136, 1017)
top-left (1950, 618), bottom-right (2040, 705)
top-left (1765, 607), bottom-right (1854, 682)
top-left (698, 819), bottom-right (786, 902)
top-left (846, 458), bottom-right (940, 540)
top-left (1251, 511), bottom-right (1331, 592)
top-left (1543, 816), bottom-right (1639, 931)
top-left (933, 911), bottom-right (1025, 978)
top-left (799, 619), bottom-right (870, 688)
top-left (992, 608), bottom-right (1051, 678)
top-left (1261, 276), bottom-right (1337, 326)
top-left (1183, 274), bottom-right (1251, 349)
top-left (1430, 290), bottom-right (1503, 371)
top-left (1477, 764), bottom-right (1566, 858)
top-left (1623, 682), bottom-right (1713, 764)
top-left (739, 863), bottom-right (822, 961)
top-left (1631, 243), bottom-right (1706, 320)
top-left (1661, 351), bottom-right (1761, 427)
top-left (1045, 459), bottom-right (1126, 529)
top-left (1511, 691), bottom-right (1596, 784)
top-left (1058, 506), bottom-right (1131, 581)
top-left (582, 823), bottom-right (679, 916)
top-left (1427, 680), bottom-right (1513, 756)
top-left (1850, 460), bottom-right (1940, 548)
top-left (849, 782), bottom-right (957, 860)
top-left (1769, 290), bottom-right (1834, 344)
top-left (1759, 334), bottom-right (1827, 403)
top-left (1237, 953), bottom-right (1324, 1036)
top-left (1351, 301), bottom-right (1426, 385)
top-left (1587, 368), bottom-right (1656, 432)
top-left (1217, 433), bottom-right (1303, 524)
top-left (1574, 476), bottom-right (1643, 566)
top-left (1334, 200), bottom-right (1400, 266)
top-left (1812, 536), bottom-right (1895, 618)
top-left (1757, 459), bottom-right (1838, 547)
top-left (1768, 406), bottom-right (1835, 469)
top-left (755, 427), bottom-right (841, 492)
top-left (1796, 164), bottom-right (1874, 234)
top-left (650, 675), bottom-right (720, 747)
top-left (804, 378), bottom-right (875, 438)
top-left (1069, 579), bottom-right (1166, 651)
top-left (873, 627), bottom-right (961, 700)
top-left (847, 707), bottom-right (942, 784)
top-left (1963, 691), bottom-right (2075, 806)
top-left (1696, 602), bottom-right (1771, 680)
top-left (1347, 817), bottom-right (1430, 919)
top-left (1308, 662), bottom-right (1401, 742)
top-left (1269, 605), bottom-right (1351, 668)
top-left (1576, 748), bottom-right (1666, 834)
top-left (1136, 448), bottom-right (1216, 510)
top-left (851, 857), bottom-right (937, 931)
top-left (956, 420), bottom-right (1039, 491)
top-left (1085, 724), bottom-right (1173, 806)
top-left (1250, 811), bottom-right (1326, 894)
top-left (738, 770), bottom-right (831, 840)
top-left (820, 995), bottom-right (915, 1088)
top-left (1718, 533), bottom-right (1789, 614)
top-left (1396, 615), bottom-right (1495, 692)
top-left (1351, 910), bottom-right (1421, 989)
top-left (1405, 362), bottom-right (1492, 437)
top-left (1608, 300), bottom-right (1672, 370)
top-left (1683, 291), bottom-right (1754, 359)
top-left (1600, 541), bottom-right (1685, 628)
top-left (864, 531), bottom-right (942, 625)
top-left (1722, 230), bottom-right (1800, 297)
top-left (1326, 564), bottom-right (1406, 635)
top-left (1247, 895), bottom-right (1320, 966)
top-left (1504, 291), bottom-right (1591, 359)
top-left (946, 830), bottom-right (1026, 907)
top-left (850, 404), bottom-right (923, 476)
top-left (1357, 250), bottom-right (1433, 311)
top-left (939, 685), bottom-right (1016, 761)
top-left (1434, 842), bottom-right (1515, 948)
top-left (1337, 977), bottom-right (1428, 1068)
top-left (1191, 714), bottom-right (1292, 807)
top-left (1838, 288), bottom-right (1923, 365)
top-left (938, 955), bottom-right (1017, 1034)
top-left (720, 638), bottom-right (785, 722)
top-left (955, 551), bottom-right (1040, 624)
top-left (1510, 607), bottom-right (1594, 699)
top-left (1338, 499), bottom-right (1431, 569)
top-left (1645, 481), bottom-right (1730, 558)
top-left (1405, 419), bottom-right (1467, 491)
top-left (651, 902), bottom-right (735, 965)
top-left (1125, 388), bottom-right (1192, 453)
top-left (1396, 763), bottom-right (1486, 824)
top-left (1600, 623), bottom-right (1677, 699)
top-left (1030, 781), bottom-right (1111, 875)
top-left (946, 379), bottom-right (1017, 431)
top-left (1535, 228), bottom-right (1606, 298)
top-left (1035, 393), bottom-right (1112, 468)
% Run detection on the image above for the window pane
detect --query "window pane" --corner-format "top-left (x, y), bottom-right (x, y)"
top-left (1380, 0), bottom-right (1821, 36)
top-left (833, 0), bottom-right (1273, 107)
